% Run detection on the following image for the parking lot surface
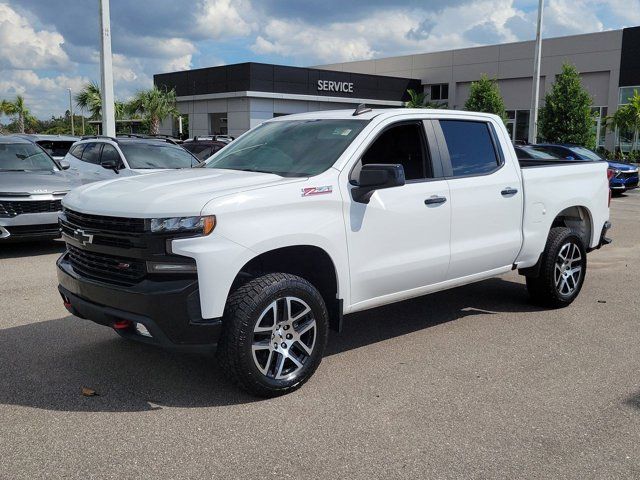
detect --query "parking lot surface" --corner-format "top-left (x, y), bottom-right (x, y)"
top-left (0, 191), bottom-right (639, 479)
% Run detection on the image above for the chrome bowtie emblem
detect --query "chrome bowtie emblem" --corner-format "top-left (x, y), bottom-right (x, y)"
top-left (73, 228), bottom-right (93, 246)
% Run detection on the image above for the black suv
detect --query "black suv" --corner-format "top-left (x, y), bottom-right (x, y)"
top-left (181, 136), bottom-right (228, 161)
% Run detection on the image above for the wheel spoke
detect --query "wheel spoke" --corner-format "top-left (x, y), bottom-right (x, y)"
top-left (295, 338), bottom-right (313, 355)
top-left (295, 317), bottom-right (315, 336)
top-left (274, 352), bottom-right (286, 379)
top-left (254, 301), bottom-right (277, 333)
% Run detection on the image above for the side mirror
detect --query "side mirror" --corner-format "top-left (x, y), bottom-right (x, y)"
top-left (59, 160), bottom-right (70, 170)
top-left (101, 158), bottom-right (120, 173)
top-left (350, 164), bottom-right (405, 203)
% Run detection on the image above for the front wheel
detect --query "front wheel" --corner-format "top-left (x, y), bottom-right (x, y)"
top-left (526, 227), bottom-right (587, 308)
top-left (217, 273), bottom-right (329, 397)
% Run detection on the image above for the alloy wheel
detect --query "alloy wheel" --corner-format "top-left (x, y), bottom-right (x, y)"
top-left (554, 242), bottom-right (583, 296)
top-left (251, 296), bottom-right (317, 380)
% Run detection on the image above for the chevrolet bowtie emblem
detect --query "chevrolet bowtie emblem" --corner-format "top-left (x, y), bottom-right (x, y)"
top-left (73, 229), bottom-right (94, 246)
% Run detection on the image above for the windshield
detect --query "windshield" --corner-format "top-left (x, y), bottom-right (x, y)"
top-left (0, 143), bottom-right (59, 172)
top-left (524, 147), bottom-right (560, 159)
top-left (570, 146), bottom-right (603, 161)
top-left (205, 119), bottom-right (368, 176)
top-left (37, 140), bottom-right (74, 158)
top-left (183, 143), bottom-right (218, 161)
top-left (119, 142), bottom-right (199, 169)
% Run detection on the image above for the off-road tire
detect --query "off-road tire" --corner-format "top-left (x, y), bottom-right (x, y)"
top-left (216, 273), bottom-right (329, 397)
top-left (526, 227), bottom-right (587, 308)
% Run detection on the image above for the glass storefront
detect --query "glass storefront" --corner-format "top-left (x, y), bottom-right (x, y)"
top-left (505, 110), bottom-right (530, 143)
top-left (616, 86), bottom-right (639, 152)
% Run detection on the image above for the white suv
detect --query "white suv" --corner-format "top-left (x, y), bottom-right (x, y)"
top-left (64, 136), bottom-right (200, 183)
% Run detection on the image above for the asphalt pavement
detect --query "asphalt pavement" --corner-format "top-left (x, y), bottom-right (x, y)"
top-left (0, 190), bottom-right (638, 479)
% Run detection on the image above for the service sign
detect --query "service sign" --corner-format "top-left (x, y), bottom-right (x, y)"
top-left (317, 80), bottom-right (354, 94)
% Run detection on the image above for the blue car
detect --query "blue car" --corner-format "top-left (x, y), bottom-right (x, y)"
top-left (525, 144), bottom-right (639, 194)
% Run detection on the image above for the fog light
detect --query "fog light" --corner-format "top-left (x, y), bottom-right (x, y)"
top-left (135, 323), bottom-right (152, 338)
top-left (146, 261), bottom-right (197, 273)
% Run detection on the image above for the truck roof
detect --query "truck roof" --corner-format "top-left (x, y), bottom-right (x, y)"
top-left (266, 108), bottom-right (500, 123)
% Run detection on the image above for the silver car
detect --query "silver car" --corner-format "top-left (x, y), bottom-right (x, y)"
top-left (0, 136), bottom-right (81, 241)
top-left (14, 134), bottom-right (78, 163)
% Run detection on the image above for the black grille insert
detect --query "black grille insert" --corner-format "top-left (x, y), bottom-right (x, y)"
top-left (63, 209), bottom-right (146, 233)
top-left (0, 200), bottom-right (62, 218)
top-left (67, 245), bottom-right (145, 286)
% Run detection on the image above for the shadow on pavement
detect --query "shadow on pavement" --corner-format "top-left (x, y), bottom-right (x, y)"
top-left (0, 239), bottom-right (65, 259)
top-left (0, 277), bottom-right (544, 412)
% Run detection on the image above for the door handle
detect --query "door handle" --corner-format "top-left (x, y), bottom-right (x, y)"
top-left (425, 195), bottom-right (447, 205)
top-left (501, 188), bottom-right (518, 196)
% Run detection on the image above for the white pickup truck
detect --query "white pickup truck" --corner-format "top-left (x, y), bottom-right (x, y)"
top-left (57, 108), bottom-right (611, 397)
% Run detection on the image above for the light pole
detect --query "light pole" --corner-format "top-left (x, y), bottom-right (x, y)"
top-left (528, 0), bottom-right (544, 144)
top-left (99, 0), bottom-right (116, 137)
top-left (68, 88), bottom-right (74, 136)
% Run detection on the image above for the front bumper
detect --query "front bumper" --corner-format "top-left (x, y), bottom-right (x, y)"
top-left (0, 211), bottom-right (61, 241)
top-left (610, 175), bottom-right (639, 191)
top-left (57, 252), bottom-right (222, 351)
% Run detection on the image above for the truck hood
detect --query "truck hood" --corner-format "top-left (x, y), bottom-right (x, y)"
top-left (0, 170), bottom-right (81, 196)
top-left (62, 168), bottom-right (305, 217)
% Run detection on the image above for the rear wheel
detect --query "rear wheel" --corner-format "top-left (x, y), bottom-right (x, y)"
top-left (526, 227), bottom-right (587, 308)
top-left (217, 273), bottom-right (329, 397)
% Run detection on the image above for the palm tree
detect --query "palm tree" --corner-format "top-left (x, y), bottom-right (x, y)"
top-left (405, 89), bottom-right (426, 108)
top-left (607, 104), bottom-right (634, 153)
top-left (75, 81), bottom-right (129, 126)
top-left (1, 95), bottom-right (33, 134)
top-left (627, 89), bottom-right (640, 152)
top-left (127, 86), bottom-right (178, 135)
top-left (75, 81), bottom-right (103, 120)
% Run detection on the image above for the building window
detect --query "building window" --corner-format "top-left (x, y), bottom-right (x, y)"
top-left (616, 86), bottom-right (639, 152)
top-left (591, 106), bottom-right (608, 148)
top-left (429, 84), bottom-right (449, 101)
top-left (209, 113), bottom-right (227, 135)
top-left (505, 110), bottom-right (530, 143)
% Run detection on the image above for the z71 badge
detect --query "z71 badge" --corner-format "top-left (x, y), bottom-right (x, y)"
top-left (301, 186), bottom-right (333, 197)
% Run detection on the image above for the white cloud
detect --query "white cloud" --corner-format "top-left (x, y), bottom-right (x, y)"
top-left (0, 3), bottom-right (70, 70)
top-left (543, 0), bottom-right (604, 37)
top-left (194, 0), bottom-right (255, 38)
top-left (0, 69), bottom-right (89, 117)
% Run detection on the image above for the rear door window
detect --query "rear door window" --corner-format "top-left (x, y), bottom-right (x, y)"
top-left (439, 120), bottom-right (500, 176)
top-left (69, 143), bottom-right (86, 159)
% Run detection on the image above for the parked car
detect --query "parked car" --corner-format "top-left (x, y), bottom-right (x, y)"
top-left (514, 145), bottom-right (562, 160)
top-left (15, 134), bottom-right (78, 162)
top-left (212, 135), bottom-right (234, 144)
top-left (57, 108), bottom-right (611, 397)
top-left (181, 137), bottom-right (227, 161)
top-left (532, 144), bottom-right (639, 193)
top-left (0, 136), bottom-right (81, 241)
top-left (63, 136), bottom-right (200, 184)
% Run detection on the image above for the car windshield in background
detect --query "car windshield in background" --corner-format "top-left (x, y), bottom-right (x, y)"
top-left (205, 119), bottom-right (369, 176)
top-left (37, 140), bottom-right (74, 158)
top-left (183, 144), bottom-right (215, 161)
top-left (118, 142), bottom-right (200, 169)
top-left (0, 143), bottom-right (58, 171)
top-left (569, 146), bottom-right (604, 161)
top-left (523, 147), bottom-right (561, 160)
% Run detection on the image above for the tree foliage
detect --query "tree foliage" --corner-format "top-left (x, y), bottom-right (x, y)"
top-left (539, 63), bottom-right (595, 146)
top-left (127, 86), bottom-right (178, 135)
top-left (405, 88), bottom-right (447, 109)
top-left (606, 89), bottom-right (640, 151)
top-left (464, 75), bottom-right (506, 119)
top-left (75, 81), bottom-right (127, 120)
top-left (0, 95), bottom-right (35, 134)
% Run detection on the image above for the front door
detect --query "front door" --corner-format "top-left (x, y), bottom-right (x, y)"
top-left (343, 120), bottom-right (451, 308)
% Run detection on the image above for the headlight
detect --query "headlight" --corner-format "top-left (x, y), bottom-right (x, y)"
top-left (147, 215), bottom-right (216, 235)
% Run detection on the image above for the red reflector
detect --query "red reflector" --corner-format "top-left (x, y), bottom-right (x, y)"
top-left (112, 320), bottom-right (132, 330)
top-left (63, 300), bottom-right (71, 309)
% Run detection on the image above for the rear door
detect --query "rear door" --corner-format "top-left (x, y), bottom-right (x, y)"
top-left (435, 118), bottom-right (523, 280)
top-left (343, 119), bottom-right (451, 308)
top-left (75, 142), bottom-right (105, 183)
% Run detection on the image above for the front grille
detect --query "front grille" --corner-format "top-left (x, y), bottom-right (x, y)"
top-left (63, 209), bottom-right (146, 233)
top-left (67, 245), bottom-right (146, 286)
top-left (0, 200), bottom-right (62, 218)
top-left (619, 171), bottom-right (639, 179)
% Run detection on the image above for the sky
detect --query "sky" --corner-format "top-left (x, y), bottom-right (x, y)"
top-left (1, 0), bottom-right (639, 119)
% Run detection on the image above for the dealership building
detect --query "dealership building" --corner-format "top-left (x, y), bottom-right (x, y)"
top-left (155, 26), bottom-right (640, 151)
